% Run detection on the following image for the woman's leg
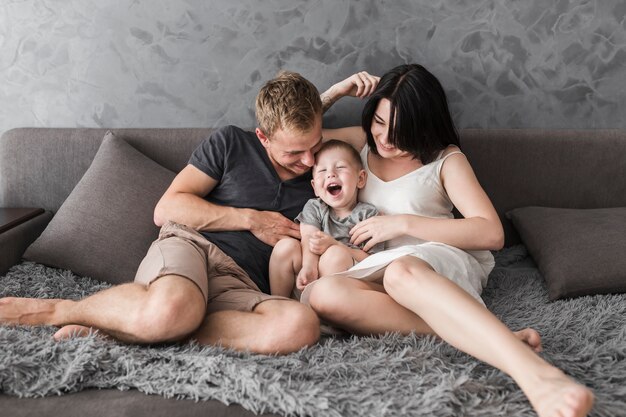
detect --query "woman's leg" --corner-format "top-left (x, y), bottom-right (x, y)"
top-left (381, 256), bottom-right (593, 417)
top-left (308, 275), bottom-right (434, 335)
top-left (307, 275), bottom-right (541, 349)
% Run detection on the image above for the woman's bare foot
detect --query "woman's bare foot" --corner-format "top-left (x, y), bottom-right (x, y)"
top-left (53, 324), bottom-right (108, 341)
top-left (526, 371), bottom-right (594, 417)
top-left (514, 327), bottom-right (543, 352)
top-left (0, 297), bottom-right (64, 326)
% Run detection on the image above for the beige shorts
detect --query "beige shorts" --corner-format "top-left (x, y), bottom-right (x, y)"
top-left (134, 221), bottom-right (288, 314)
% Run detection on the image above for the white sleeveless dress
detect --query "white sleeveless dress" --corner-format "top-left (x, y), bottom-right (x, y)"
top-left (302, 146), bottom-right (495, 305)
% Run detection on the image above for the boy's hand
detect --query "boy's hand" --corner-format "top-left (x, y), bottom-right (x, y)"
top-left (296, 265), bottom-right (319, 290)
top-left (308, 231), bottom-right (340, 255)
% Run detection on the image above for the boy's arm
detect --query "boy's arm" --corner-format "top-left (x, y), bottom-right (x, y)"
top-left (296, 223), bottom-right (322, 289)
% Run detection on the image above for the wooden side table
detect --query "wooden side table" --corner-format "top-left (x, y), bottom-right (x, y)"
top-left (0, 208), bottom-right (45, 234)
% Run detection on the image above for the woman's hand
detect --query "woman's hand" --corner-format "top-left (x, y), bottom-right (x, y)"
top-left (308, 231), bottom-right (340, 255)
top-left (350, 215), bottom-right (407, 252)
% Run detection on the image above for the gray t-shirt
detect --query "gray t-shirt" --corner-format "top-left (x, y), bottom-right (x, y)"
top-left (188, 125), bottom-right (315, 294)
top-left (295, 198), bottom-right (384, 254)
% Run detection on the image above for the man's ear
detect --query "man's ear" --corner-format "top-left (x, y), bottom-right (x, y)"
top-left (356, 169), bottom-right (367, 189)
top-left (256, 128), bottom-right (270, 149)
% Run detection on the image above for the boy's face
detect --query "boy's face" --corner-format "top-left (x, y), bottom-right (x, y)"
top-left (312, 147), bottom-right (366, 211)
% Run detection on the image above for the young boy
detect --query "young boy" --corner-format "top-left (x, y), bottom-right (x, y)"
top-left (269, 140), bottom-right (383, 298)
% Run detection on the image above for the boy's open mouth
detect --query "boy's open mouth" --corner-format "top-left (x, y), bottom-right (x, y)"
top-left (327, 183), bottom-right (342, 196)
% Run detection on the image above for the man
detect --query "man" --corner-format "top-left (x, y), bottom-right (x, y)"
top-left (0, 70), bottom-right (379, 354)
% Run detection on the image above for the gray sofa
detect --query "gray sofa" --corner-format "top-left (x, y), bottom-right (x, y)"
top-left (1, 127), bottom-right (626, 416)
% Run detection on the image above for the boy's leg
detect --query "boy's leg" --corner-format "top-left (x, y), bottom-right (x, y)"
top-left (268, 238), bottom-right (302, 297)
top-left (318, 244), bottom-right (355, 276)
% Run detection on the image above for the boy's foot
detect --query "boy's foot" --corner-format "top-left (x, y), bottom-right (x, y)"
top-left (0, 297), bottom-right (62, 325)
top-left (514, 327), bottom-right (543, 352)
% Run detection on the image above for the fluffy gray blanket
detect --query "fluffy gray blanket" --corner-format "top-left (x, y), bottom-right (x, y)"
top-left (0, 246), bottom-right (624, 416)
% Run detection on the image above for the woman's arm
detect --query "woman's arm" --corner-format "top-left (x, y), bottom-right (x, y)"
top-left (350, 154), bottom-right (504, 252)
top-left (322, 126), bottom-right (367, 151)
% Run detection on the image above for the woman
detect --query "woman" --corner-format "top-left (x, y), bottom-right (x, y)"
top-left (312, 65), bottom-right (593, 417)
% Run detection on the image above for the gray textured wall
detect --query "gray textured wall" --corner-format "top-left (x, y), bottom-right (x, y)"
top-left (1, 0), bottom-right (625, 134)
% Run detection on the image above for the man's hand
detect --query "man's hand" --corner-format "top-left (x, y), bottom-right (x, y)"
top-left (248, 210), bottom-right (300, 246)
top-left (308, 230), bottom-right (340, 255)
top-left (296, 264), bottom-right (319, 290)
top-left (337, 71), bottom-right (380, 98)
top-left (321, 71), bottom-right (380, 113)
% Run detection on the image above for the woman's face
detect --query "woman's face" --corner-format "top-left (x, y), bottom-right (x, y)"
top-left (370, 98), bottom-right (410, 160)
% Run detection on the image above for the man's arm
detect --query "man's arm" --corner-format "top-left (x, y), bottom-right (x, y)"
top-left (320, 71), bottom-right (379, 151)
top-left (320, 71), bottom-right (380, 113)
top-left (154, 165), bottom-right (300, 246)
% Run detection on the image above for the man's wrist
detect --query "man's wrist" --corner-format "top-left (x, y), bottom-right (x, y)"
top-left (241, 208), bottom-right (257, 231)
top-left (320, 86), bottom-right (338, 114)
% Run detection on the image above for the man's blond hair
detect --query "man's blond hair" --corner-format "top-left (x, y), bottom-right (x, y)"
top-left (255, 70), bottom-right (322, 138)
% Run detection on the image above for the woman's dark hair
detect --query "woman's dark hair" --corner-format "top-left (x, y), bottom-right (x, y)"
top-left (361, 64), bottom-right (460, 164)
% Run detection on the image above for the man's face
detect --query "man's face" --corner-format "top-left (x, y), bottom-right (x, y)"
top-left (257, 117), bottom-right (323, 180)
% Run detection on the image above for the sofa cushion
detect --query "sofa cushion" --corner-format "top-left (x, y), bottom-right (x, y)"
top-left (507, 206), bottom-right (626, 300)
top-left (24, 132), bottom-right (176, 284)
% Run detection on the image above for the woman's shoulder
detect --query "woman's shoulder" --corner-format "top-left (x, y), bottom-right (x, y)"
top-left (440, 145), bottom-right (462, 158)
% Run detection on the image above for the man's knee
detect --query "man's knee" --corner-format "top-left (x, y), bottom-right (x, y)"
top-left (129, 277), bottom-right (206, 343)
top-left (257, 301), bottom-right (320, 353)
top-left (307, 276), bottom-right (352, 319)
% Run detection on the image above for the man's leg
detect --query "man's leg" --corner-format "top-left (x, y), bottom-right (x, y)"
top-left (191, 299), bottom-right (320, 354)
top-left (0, 275), bottom-right (206, 344)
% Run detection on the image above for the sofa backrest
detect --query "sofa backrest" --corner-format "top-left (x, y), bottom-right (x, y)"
top-left (0, 128), bottom-right (213, 213)
top-left (2, 127), bottom-right (626, 246)
top-left (461, 129), bottom-right (626, 245)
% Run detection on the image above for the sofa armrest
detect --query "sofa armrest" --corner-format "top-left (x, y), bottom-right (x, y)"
top-left (0, 211), bottom-right (53, 276)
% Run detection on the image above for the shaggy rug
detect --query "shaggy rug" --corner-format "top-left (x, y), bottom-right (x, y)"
top-left (0, 246), bottom-right (625, 417)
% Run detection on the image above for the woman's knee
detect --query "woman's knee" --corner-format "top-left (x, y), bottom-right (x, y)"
top-left (383, 257), bottom-right (433, 297)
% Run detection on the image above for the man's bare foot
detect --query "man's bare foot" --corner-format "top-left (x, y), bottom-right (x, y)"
top-left (527, 371), bottom-right (594, 417)
top-left (0, 297), bottom-right (63, 326)
top-left (54, 324), bottom-right (108, 341)
top-left (514, 327), bottom-right (543, 352)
